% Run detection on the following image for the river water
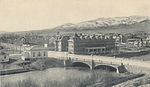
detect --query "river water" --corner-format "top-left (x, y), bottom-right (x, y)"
top-left (0, 68), bottom-right (92, 87)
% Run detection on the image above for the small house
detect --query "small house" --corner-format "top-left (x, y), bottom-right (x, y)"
top-left (22, 44), bottom-right (49, 60)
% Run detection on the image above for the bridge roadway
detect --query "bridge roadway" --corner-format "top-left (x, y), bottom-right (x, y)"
top-left (48, 51), bottom-right (150, 71)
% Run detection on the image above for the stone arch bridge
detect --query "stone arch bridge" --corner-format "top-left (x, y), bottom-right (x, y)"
top-left (65, 58), bottom-right (127, 73)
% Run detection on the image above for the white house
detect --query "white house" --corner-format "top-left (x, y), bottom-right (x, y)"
top-left (21, 44), bottom-right (49, 60)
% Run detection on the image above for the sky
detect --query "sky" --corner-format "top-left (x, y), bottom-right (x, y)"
top-left (0, 0), bottom-right (150, 32)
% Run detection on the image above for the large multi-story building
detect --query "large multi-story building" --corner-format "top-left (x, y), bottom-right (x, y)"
top-left (67, 33), bottom-right (116, 55)
top-left (54, 34), bottom-right (70, 52)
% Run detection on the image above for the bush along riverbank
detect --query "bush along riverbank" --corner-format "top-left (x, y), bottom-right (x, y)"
top-left (0, 58), bottom-right (65, 75)
top-left (28, 58), bottom-right (65, 70)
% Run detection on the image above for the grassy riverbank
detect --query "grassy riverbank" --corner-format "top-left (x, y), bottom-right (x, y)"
top-left (0, 58), bottom-right (64, 76)
top-left (1, 68), bottom-right (143, 87)
top-left (0, 58), bottom-right (64, 70)
top-left (1, 70), bottom-right (118, 87)
top-left (113, 75), bottom-right (150, 87)
top-left (113, 65), bottom-right (150, 87)
top-left (1, 58), bottom-right (149, 87)
top-left (28, 58), bottom-right (64, 70)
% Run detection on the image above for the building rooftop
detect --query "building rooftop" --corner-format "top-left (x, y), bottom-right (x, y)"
top-left (30, 45), bottom-right (49, 50)
top-left (30, 45), bottom-right (55, 51)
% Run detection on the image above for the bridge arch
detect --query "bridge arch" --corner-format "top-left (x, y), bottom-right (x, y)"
top-left (72, 62), bottom-right (91, 69)
top-left (94, 64), bottom-right (117, 72)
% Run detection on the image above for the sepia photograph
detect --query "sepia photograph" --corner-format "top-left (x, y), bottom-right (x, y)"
top-left (0, 0), bottom-right (150, 87)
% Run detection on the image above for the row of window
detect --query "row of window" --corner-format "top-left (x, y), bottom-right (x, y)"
top-left (32, 51), bottom-right (46, 57)
top-left (86, 48), bottom-right (106, 52)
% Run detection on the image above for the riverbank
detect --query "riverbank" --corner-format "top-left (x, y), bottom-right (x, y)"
top-left (113, 75), bottom-right (150, 87)
top-left (0, 68), bottom-right (30, 75)
top-left (1, 67), bottom-right (143, 87)
top-left (112, 63), bottom-right (150, 87)
top-left (0, 58), bottom-right (64, 76)
top-left (1, 57), bottom-right (149, 86)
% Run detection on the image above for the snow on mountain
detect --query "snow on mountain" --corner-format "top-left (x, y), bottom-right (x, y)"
top-left (75, 16), bottom-right (150, 29)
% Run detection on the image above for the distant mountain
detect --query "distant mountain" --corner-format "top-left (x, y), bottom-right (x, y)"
top-left (12, 16), bottom-right (150, 35)
top-left (52, 16), bottom-right (150, 33)
top-left (0, 31), bottom-right (7, 34)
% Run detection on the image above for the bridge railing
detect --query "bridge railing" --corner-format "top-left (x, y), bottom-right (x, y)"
top-left (48, 51), bottom-right (150, 69)
top-left (69, 56), bottom-right (119, 66)
top-left (48, 51), bottom-right (120, 66)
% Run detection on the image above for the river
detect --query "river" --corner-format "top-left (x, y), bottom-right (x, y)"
top-left (0, 68), bottom-right (92, 87)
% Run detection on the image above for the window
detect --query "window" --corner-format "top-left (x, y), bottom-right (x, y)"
top-left (44, 51), bottom-right (46, 56)
top-left (38, 52), bottom-right (41, 56)
top-left (86, 49), bottom-right (88, 52)
top-left (102, 48), bottom-right (105, 51)
top-left (33, 52), bottom-right (35, 57)
top-left (4, 55), bottom-right (6, 59)
top-left (89, 49), bottom-right (92, 52)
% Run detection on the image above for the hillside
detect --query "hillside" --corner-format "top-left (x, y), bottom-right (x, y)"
top-left (0, 31), bottom-right (8, 34)
top-left (13, 16), bottom-right (150, 35)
